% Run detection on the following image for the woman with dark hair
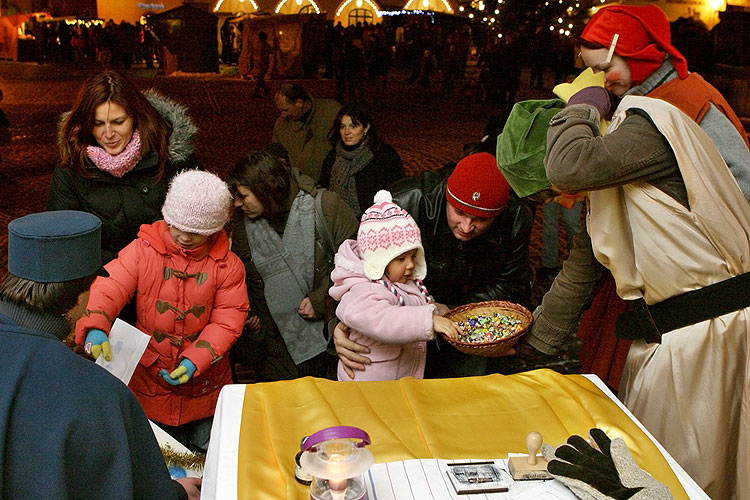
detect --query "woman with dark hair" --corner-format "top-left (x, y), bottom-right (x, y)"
top-left (48, 70), bottom-right (200, 264)
top-left (227, 144), bottom-right (358, 381)
top-left (319, 103), bottom-right (404, 217)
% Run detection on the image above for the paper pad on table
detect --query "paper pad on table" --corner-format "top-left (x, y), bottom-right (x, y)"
top-left (95, 318), bottom-right (150, 385)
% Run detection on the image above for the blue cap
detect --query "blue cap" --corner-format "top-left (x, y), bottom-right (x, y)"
top-left (8, 211), bottom-right (102, 283)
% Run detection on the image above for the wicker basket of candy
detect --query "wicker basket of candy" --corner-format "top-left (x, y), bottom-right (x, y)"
top-left (440, 300), bottom-right (533, 357)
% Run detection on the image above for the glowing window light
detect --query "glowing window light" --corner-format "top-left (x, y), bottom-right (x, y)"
top-left (275, 0), bottom-right (320, 12)
top-left (403, 0), bottom-right (451, 12)
top-left (215, 0), bottom-right (258, 10)
top-left (336, 0), bottom-right (382, 16)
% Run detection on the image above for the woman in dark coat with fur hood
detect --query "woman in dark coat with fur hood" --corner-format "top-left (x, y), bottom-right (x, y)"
top-left (319, 103), bottom-right (404, 218)
top-left (48, 70), bottom-right (200, 264)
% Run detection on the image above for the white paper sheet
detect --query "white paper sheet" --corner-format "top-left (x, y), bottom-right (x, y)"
top-left (364, 458), bottom-right (578, 500)
top-left (95, 318), bottom-right (150, 385)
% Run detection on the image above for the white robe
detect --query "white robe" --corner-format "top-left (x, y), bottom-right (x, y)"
top-left (588, 96), bottom-right (750, 500)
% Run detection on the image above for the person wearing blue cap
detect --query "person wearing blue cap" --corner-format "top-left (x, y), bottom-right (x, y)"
top-left (0, 210), bottom-right (201, 500)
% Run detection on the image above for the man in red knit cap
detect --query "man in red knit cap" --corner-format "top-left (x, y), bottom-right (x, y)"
top-left (335, 152), bottom-right (534, 378)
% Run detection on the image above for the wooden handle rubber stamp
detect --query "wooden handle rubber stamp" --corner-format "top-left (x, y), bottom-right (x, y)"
top-left (508, 431), bottom-right (553, 480)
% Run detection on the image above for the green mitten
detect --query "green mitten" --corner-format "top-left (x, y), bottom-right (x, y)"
top-left (541, 428), bottom-right (673, 500)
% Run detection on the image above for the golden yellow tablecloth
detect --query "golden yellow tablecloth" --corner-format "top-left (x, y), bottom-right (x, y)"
top-left (237, 369), bottom-right (688, 500)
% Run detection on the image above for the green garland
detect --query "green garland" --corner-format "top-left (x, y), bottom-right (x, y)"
top-left (160, 444), bottom-right (206, 472)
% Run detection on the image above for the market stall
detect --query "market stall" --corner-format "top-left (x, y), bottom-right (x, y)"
top-left (236, 13), bottom-right (327, 79)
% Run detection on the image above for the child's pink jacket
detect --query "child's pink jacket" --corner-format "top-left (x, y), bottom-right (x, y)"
top-left (329, 239), bottom-right (436, 381)
top-left (75, 220), bottom-right (248, 426)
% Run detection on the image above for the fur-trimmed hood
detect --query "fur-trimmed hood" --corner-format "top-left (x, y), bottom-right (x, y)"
top-left (143, 90), bottom-right (197, 163)
top-left (58, 89), bottom-right (198, 164)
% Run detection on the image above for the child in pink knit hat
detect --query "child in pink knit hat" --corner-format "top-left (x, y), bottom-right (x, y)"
top-left (75, 169), bottom-right (249, 452)
top-left (329, 190), bottom-right (462, 381)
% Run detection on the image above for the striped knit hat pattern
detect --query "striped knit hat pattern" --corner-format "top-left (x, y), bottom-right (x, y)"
top-left (357, 190), bottom-right (426, 281)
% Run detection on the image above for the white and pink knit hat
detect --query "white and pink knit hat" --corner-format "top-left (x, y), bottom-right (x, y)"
top-left (357, 190), bottom-right (426, 280)
top-left (162, 170), bottom-right (233, 236)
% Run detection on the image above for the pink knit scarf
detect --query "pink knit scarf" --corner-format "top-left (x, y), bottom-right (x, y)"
top-left (86, 130), bottom-right (143, 178)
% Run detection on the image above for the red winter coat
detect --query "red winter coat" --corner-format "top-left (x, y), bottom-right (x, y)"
top-left (75, 221), bottom-right (248, 426)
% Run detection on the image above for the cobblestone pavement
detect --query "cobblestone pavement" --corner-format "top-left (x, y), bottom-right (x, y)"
top-left (0, 61), bottom-right (580, 376)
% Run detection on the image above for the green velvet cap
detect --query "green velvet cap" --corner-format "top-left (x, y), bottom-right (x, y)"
top-left (495, 99), bottom-right (566, 198)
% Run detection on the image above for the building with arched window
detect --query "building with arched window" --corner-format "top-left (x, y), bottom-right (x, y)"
top-left (334, 0), bottom-right (383, 26)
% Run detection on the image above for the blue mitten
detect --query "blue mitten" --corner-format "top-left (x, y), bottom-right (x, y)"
top-left (84, 329), bottom-right (111, 361)
top-left (567, 86), bottom-right (614, 118)
top-left (160, 358), bottom-right (197, 386)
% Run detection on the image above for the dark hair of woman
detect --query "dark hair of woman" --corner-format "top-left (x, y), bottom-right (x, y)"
top-left (327, 103), bottom-right (380, 149)
top-left (58, 70), bottom-right (171, 178)
top-left (0, 273), bottom-right (98, 317)
top-left (227, 145), bottom-right (292, 220)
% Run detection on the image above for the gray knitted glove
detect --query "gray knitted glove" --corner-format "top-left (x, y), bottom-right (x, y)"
top-left (541, 428), bottom-right (673, 500)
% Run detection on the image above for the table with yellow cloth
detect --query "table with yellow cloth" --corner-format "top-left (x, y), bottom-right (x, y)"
top-left (200, 369), bottom-right (708, 500)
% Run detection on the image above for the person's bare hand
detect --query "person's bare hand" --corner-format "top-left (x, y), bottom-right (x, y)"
top-left (175, 477), bottom-right (202, 500)
top-left (432, 315), bottom-right (462, 340)
top-left (244, 315), bottom-right (261, 332)
top-left (434, 303), bottom-right (451, 316)
top-left (333, 322), bottom-right (370, 378)
top-left (298, 297), bottom-right (315, 319)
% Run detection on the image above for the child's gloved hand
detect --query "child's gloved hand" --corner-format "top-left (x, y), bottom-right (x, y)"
top-left (84, 329), bottom-right (111, 361)
top-left (541, 428), bottom-right (673, 500)
top-left (432, 315), bottom-right (463, 340)
top-left (160, 359), bottom-right (196, 386)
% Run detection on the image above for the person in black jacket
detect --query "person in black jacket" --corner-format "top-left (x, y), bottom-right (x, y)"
top-left (47, 70), bottom-right (200, 265)
top-left (319, 103), bottom-right (404, 218)
top-left (334, 152), bottom-right (533, 377)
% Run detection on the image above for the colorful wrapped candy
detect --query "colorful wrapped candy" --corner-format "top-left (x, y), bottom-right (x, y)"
top-left (457, 312), bottom-right (524, 343)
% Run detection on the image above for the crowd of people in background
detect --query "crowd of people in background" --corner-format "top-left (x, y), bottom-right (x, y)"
top-left (3, 4), bottom-right (750, 500)
top-left (23, 12), bottom-right (721, 113)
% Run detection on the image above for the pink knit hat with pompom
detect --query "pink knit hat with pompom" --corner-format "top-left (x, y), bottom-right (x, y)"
top-left (357, 190), bottom-right (426, 280)
top-left (162, 170), bottom-right (233, 235)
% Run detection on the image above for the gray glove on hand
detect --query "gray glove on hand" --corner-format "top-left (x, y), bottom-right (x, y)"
top-left (541, 428), bottom-right (673, 500)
